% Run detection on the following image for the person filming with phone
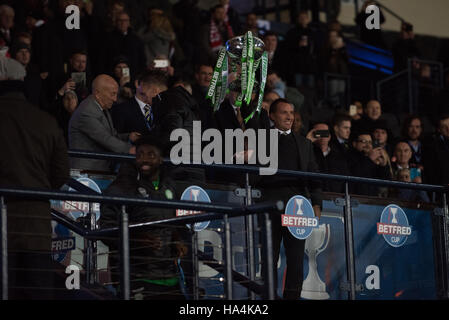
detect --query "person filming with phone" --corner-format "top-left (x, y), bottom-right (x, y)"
top-left (306, 123), bottom-right (350, 193)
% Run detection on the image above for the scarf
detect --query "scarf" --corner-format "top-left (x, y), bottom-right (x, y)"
top-left (210, 18), bottom-right (234, 52)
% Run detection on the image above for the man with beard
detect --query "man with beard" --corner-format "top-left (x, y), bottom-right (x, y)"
top-left (100, 135), bottom-right (187, 300)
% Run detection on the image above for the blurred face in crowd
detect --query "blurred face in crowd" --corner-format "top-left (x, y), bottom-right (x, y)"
top-left (373, 128), bottom-right (388, 145)
top-left (298, 12), bottom-right (309, 27)
top-left (267, 73), bottom-right (281, 91)
top-left (246, 13), bottom-right (257, 28)
top-left (353, 134), bottom-right (372, 155)
top-left (17, 35), bottom-right (32, 46)
top-left (397, 169), bottom-right (411, 182)
top-left (93, 75), bottom-right (118, 109)
top-left (394, 142), bottom-right (412, 166)
top-left (114, 62), bottom-right (129, 79)
top-left (264, 91), bottom-right (280, 106)
top-left (212, 7), bottom-right (225, 23)
top-left (14, 48), bottom-right (31, 66)
top-left (116, 12), bottom-right (130, 34)
top-left (63, 92), bottom-right (78, 114)
top-left (407, 118), bottom-right (422, 141)
top-left (70, 53), bottom-right (87, 72)
top-left (439, 117), bottom-right (449, 139)
top-left (293, 112), bottom-right (302, 133)
top-left (313, 123), bottom-right (331, 149)
top-left (135, 81), bottom-right (167, 105)
top-left (365, 100), bottom-right (382, 121)
top-left (0, 5), bottom-right (14, 29)
top-left (136, 144), bottom-right (163, 178)
top-left (264, 35), bottom-right (277, 53)
top-left (328, 30), bottom-right (339, 46)
top-left (270, 102), bottom-right (294, 132)
top-left (334, 120), bottom-right (351, 140)
top-left (195, 65), bottom-right (213, 88)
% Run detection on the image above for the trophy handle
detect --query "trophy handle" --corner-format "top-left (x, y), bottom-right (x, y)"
top-left (316, 224), bottom-right (330, 255)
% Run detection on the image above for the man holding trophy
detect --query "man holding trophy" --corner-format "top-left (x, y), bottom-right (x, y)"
top-left (207, 31), bottom-right (323, 300)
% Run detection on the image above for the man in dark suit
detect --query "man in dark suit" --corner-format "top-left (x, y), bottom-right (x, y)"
top-left (258, 98), bottom-right (322, 300)
top-left (0, 56), bottom-right (70, 299)
top-left (69, 74), bottom-right (140, 171)
top-left (111, 69), bottom-right (168, 135)
top-left (330, 113), bottom-right (352, 158)
top-left (0, 5), bottom-right (15, 47)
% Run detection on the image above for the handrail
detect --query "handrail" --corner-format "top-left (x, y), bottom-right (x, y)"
top-left (67, 150), bottom-right (448, 193)
top-left (373, 1), bottom-right (406, 23)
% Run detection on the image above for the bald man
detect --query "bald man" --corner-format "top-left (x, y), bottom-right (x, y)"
top-left (69, 74), bottom-right (140, 171)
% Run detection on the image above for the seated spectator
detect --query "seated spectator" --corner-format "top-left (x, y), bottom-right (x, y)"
top-left (219, 0), bottom-right (241, 36)
top-left (331, 113), bottom-right (352, 157)
top-left (266, 69), bottom-right (304, 113)
top-left (243, 13), bottom-right (259, 37)
top-left (0, 5), bottom-right (15, 47)
top-left (352, 100), bottom-right (382, 135)
top-left (355, 0), bottom-right (386, 48)
top-left (395, 168), bottom-right (430, 202)
top-left (263, 31), bottom-right (285, 77)
top-left (319, 29), bottom-right (349, 108)
top-left (137, 9), bottom-right (177, 69)
top-left (292, 111), bottom-right (303, 135)
top-left (402, 114), bottom-right (424, 166)
top-left (261, 90), bottom-right (281, 114)
top-left (192, 62), bottom-right (215, 130)
top-left (422, 114), bottom-right (449, 186)
top-left (348, 131), bottom-right (392, 196)
top-left (111, 55), bottom-right (133, 104)
top-left (55, 90), bottom-right (78, 144)
top-left (100, 135), bottom-right (187, 300)
top-left (287, 26), bottom-right (317, 90)
top-left (392, 22), bottom-right (421, 73)
top-left (372, 119), bottom-right (394, 157)
top-left (68, 74), bottom-right (139, 171)
top-left (55, 50), bottom-right (90, 103)
top-left (391, 140), bottom-right (422, 183)
top-left (9, 40), bottom-right (42, 106)
top-left (102, 11), bottom-right (146, 78)
top-left (307, 122), bottom-right (350, 193)
top-left (198, 4), bottom-right (233, 62)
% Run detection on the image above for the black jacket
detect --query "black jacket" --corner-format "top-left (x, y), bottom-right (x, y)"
top-left (111, 97), bottom-right (152, 135)
top-left (100, 166), bottom-right (181, 282)
top-left (347, 148), bottom-right (392, 196)
top-left (422, 134), bottom-right (449, 186)
top-left (0, 86), bottom-right (70, 251)
top-left (313, 144), bottom-right (350, 193)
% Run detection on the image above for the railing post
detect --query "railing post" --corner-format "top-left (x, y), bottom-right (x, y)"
top-left (1, 196), bottom-right (7, 300)
top-left (443, 193), bottom-right (449, 299)
top-left (343, 182), bottom-right (357, 300)
top-left (224, 214), bottom-right (233, 299)
top-left (191, 228), bottom-right (200, 300)
top-left (245, 173), bottom-right (256, 300)
top-left (261, 212), bottom-right (275, 300)
top-left (119, 205), bottom-right (130, 300)
top-left (84, 203), bottom-right (97, 285)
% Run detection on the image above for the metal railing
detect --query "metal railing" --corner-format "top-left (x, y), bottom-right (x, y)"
top-left (2, 149), bottom-right (449, 300)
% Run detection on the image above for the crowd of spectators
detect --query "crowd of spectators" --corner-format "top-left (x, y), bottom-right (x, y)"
top-left (1, 0), bottom-right (449, 201)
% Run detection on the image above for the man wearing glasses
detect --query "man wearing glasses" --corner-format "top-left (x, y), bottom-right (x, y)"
top-left (348, 131), bottom-right (391, 196)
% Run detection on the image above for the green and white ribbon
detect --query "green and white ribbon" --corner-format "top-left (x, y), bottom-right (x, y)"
top-left (244, 51), bottom-right (268, 124)
top-left (206, 47), bottom-right (228, 112)
top-left (244, 31), bottom-right (255, 105)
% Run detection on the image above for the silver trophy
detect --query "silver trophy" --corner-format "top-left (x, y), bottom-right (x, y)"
top-left (301, 224), bottom-right (331, 300)
top-left (295, 198), bottom-right (304, 215)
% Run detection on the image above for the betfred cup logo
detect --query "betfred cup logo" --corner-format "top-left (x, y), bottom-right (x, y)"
top-left (176, 186), bottom-right (211, 232)
top-left (281, 195), bottom-right (318, 240)
top-left (377, 204), bottom-right (412, 248)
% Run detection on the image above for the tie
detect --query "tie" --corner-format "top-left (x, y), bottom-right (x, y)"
top-left (144, 105), bottom-right (154, 130)
top-left (236, 107), bottom-right (245, 130)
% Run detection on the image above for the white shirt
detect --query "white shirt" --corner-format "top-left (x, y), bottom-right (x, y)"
top-left (337, 137), bottom-right (346, 144)
top-left (135, 96), bottom-right (150, 116)
top-left (323, 147), bottom-right (331, 157)
top-left (276, 128), bottom-right (291, 135)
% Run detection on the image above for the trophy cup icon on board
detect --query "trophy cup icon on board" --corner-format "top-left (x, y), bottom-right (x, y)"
top-left (390, 207), bottom-right (398, 224)
top-left (301, 224), bottom-right (331, 300)
top-left (295, 198), bottom-right (304, 215)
